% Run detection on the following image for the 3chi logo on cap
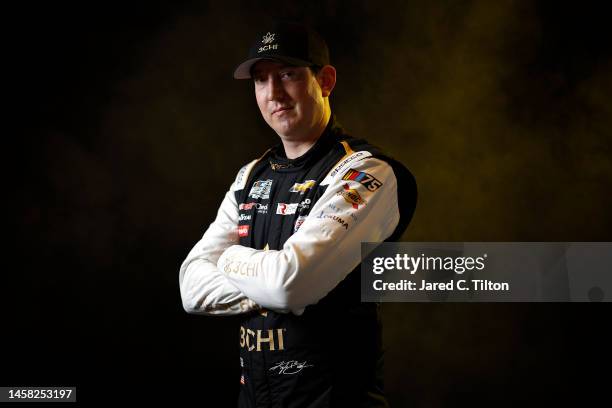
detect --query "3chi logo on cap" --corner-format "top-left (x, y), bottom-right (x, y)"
top-left (262, 32), bottom-right (275, 44)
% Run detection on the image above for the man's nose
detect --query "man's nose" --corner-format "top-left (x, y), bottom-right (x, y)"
top-left (266, 76), bottom-right (286, 101)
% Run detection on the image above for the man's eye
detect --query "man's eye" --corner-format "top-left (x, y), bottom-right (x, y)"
top-left (280, 71), bottom-right (294, 79)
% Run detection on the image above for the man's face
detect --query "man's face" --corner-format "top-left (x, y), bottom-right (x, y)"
top-left (252, 60), bottom-right (326, 141)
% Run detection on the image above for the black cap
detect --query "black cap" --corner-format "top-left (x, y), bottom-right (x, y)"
top-left (233, 22), bottom-right (330, 79)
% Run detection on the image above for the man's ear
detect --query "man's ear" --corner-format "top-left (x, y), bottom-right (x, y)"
top-left (316, 65), bottom-right (336, 98)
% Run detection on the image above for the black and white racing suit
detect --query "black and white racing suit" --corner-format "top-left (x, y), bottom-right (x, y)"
top-left (179, 116), bottom-right (417, 407)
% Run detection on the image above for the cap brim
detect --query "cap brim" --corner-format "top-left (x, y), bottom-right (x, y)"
top-left (233, 56), bottom-right (314, 79)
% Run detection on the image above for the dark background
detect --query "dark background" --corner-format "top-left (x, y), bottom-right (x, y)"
top-left (5, 0), bottom-right (611, 406)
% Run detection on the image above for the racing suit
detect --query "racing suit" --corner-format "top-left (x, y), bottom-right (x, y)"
top-left (179, 116), bottom-right (417, 407)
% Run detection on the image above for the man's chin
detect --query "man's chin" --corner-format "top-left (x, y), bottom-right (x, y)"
top-left (271, 120), bottom-right (299, 138)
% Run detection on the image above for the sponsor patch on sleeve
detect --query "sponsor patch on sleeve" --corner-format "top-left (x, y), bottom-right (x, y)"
top-left (338, 183), bottom-right (366, 209)
top-left (341, 168), bottom-right (383, 192)
top-left (294, 215), bottom-right (307, 233)
top-left (320, 151), bottom-right (372, 186)
top-left (233, 159), bottom-right (259, 191)
top-left (315, 211), bottom-right (349, 229)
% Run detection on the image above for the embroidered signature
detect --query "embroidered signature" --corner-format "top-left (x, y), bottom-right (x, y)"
top-left (269, 360), bottom-right (313, 375)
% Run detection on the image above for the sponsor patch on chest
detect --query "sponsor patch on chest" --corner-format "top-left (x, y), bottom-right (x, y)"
top-left (276, 203), bottom-right (299, 215)
top-left (289, 180), bottom-right (316, 194)
top-left (239, 202), bottom-right (268, 214)
top-left (248, 180), bottom-right (273, 200)
top-left (238, 225), bottom-right (249, 237)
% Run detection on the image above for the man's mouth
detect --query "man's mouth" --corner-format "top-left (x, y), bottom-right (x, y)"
top-left (272, 107), bottom-right (293, 115)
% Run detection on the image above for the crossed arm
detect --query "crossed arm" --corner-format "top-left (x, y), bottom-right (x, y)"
top-left (179, 156), bottom-right (400, 316)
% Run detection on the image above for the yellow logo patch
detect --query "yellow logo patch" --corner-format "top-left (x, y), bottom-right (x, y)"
top-left (289, 180), bottom-right (316, 194)
top-left (340, 183), bottom-right (365, 209)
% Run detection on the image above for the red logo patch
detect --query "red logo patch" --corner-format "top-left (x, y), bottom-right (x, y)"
top-left (238, 225), bottom-right (249, 237)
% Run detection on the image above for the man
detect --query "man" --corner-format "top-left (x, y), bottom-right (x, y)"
top-left (179, 21), bottom-right (417, 407)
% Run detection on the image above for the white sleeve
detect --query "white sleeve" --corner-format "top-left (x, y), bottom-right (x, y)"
top-left (216, 156), bottom-right (400, 315)
top-left (179, 161), bottom-right (260, 315)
